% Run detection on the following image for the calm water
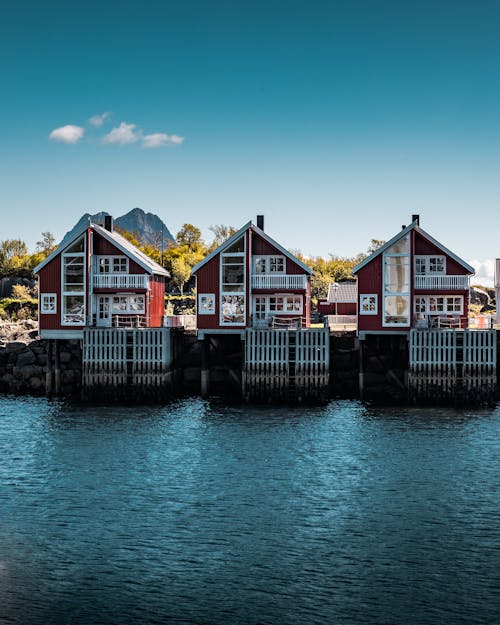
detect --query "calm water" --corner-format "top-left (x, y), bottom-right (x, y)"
top-left (0, 397), bottom-right (498, 625)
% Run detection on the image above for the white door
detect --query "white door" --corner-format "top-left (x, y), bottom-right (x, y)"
top-left (96, 296), bottom-right (111, 327)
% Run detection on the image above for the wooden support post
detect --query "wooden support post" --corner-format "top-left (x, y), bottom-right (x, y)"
top-left (54, 340), bottom-right (61, 396)
top-left (358, 338), bottom-right (364, 400)
top-left (45, 340), bottom-right (53, 397)
top-left (201, 337), bottom-right (210, 399)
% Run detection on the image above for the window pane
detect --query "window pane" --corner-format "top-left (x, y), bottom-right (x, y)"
top-left (254, 257), bottom-right (266, 273)
top-left (222, 262), bottom-right (244, 285)
top-left (221, 295), bottom-right (245, 323)
top-left (66, 236), bottom-right (84, 253)
top-left (225, 237), bottom-right (244, 253)
top-left (63, 295), bottom-right (85, 323)
top-left (386, 234), bottom-right (409, 255)
top-left (384, 295), bottom-right (409, 324)
top-left (64, 256), bottom-right (84, 291)
top-left (384, 257), bottom-right (409, 292)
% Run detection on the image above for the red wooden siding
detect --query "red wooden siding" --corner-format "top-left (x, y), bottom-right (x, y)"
top-left (252, 230), bottom-right (305, 275)
top-left (149, 276), bottom-right (166, 327)
top-left (196, 254), bottom-right (221, 330)
top-left (414, 232), bottom-right (468, 276)
top-left (93, 233), bottom-right (145, 274)
top-left (38, 255), bottom-right (63, 330)
top-left (356, 254), bottom-right (385, 332)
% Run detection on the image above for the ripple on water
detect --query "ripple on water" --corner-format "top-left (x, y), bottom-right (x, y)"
top-left (0, 396), bottom-right (498, 625)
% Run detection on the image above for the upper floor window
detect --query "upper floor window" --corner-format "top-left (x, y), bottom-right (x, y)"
top-left (415, 255), bottom-right (446, 275)
top-left (97, 255), bottom-right (129, 273)
top-left (253, 255), bottom-right (285, 274)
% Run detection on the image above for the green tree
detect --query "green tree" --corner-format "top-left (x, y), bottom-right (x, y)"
top-left (170, 257), bottom-right (192, 295)
top-left (176, 224), bottom-right (203, 252)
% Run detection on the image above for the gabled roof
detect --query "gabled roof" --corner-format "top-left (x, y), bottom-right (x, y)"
top-left (191, 220), bottom-right (313, 275)
top-left (352, 221), bottom-right (475, 275)
top-left (327, 281), bottom-right (357, 303)
top-left (33, 222), bottom-right (170, 277)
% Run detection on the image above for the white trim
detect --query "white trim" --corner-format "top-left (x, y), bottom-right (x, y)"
top-left (61, 234), bottom-right (86, 326)
top-left (414, 295), bottom-right (464, 316)
top-left (198, 293), bottom-right (216, 315)
top-left (414, 255), bottom-right (446, 276)
top-left (39, 329), bottom-right (84, 339)
top-left (40, 293), bottom-right (57, 314)
top-left (353, 221), bottom-right (474, 275)
top-left (96, 255), bottom-right (130, 274)
top-left (219, 235), bottom-right (246, 326)
top-left (253, 254), bottom-right (285, 274)
top-left (359, 294), bottom-right (378, 315)
top-left (111, 294), bottom-right (145, 314)
top-left (192, 221), bottom-right (312, 276)
top-left (382, 235), bottom-right (411, 328)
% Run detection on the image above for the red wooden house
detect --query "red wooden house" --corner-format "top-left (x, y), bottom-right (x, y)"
top-left (318, 282), bottom-right (357, 316)
top-left (191, 216), bottom-right (313, 334)
top-left (34, 217), bottom-right (169, 339)
top-left (353, 215), bottom-right (474, 335)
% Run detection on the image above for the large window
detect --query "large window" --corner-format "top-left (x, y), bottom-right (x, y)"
top-left (415, 295), bottom-right (463, 315)
top-left (415, 255), bottom-right (446, 275)
top-left (62, 235), bottom-right (86, 325)
top-left (252, 295), bottom-right (303, 320)
top-left (111, 295), bottom-right (144, 314)
top-left (220, 236), bottom-right (246, 325)
top-left (383, 235), bottom-right (410, 327)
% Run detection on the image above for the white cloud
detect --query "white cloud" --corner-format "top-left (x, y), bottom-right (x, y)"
top-left (469, 259), bottom-right (495, 287)
top-left (169, 134), bottom-right (185, 145)
top-left (89, 112), bottom-right (111, 127)
top-left (49, 125), bottom-right (85, 144)
top-left (142, 133), bottom-right (185, 148)
top-left (102, 122), bottom-right (139, 145)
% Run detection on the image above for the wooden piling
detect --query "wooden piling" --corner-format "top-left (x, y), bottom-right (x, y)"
top-left (54, 340), bottom-right (61, 396)
top-left (201, 337), bottom-right (210, 399)
top-left (45, 339), bottom-right (53, 397)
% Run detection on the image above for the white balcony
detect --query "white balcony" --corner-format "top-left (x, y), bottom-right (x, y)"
top-left (414, 275), bottom-right (469, 290)
top-left (93, 274), bottom-right (150, 289)
top-left (251, 274), bottom-right (308, 289)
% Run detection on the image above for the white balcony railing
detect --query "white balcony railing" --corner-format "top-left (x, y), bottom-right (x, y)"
top-left (251, 274), bottom-right (308, 289)
top-left (93, 274), bottom-right (150, 289)
top-left (414, 275), bottom-right (469, 290)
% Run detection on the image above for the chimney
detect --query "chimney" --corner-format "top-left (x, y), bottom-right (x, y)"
top-left (401, 225), bottom-right (406, 230)
top-left (256, 215), bottom-right (264, 231)
top-left (104, 215), bottom-right (114, 232)
top-left (412, 214), bottom-right (420, 226)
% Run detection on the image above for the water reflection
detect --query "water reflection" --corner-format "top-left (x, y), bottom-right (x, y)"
top-left (0, 396), bottom-right (498, 625)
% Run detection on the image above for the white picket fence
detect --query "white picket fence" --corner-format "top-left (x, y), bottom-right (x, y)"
top-left (243, 328), bottom-right (329, 401)
top-left (83, 328), bottom-right (172, 391)
top-left (409, 329), bottom-right (496, 400)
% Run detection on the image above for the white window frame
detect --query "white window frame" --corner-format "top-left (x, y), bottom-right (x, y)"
top-left (359, 294), bottom-right (378, 315)
top-left (382, 235), bottom-right (411, 328)
top-left (198, 293), bottom-right (216, 315)
top-left (253, 255), bottom-right (286, 274)
top-left (40, 293), bottom-right (57, 314)
top-left (416, 295), bottom-right (463, 316)
top-left (253, 294), bottom-right (303, 317)
top-left (61, 235), bottom-right (86, 326)
top-left (97, 255), bottom-right (129, 274)
top-left (415, 255), bottom-right (446, 275)
top-left (220, 236), bottom-right (246, 326)
top-left (111, 294), bottom-right (145, 314)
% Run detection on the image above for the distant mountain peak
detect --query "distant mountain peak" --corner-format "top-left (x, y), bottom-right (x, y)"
top-left (61, 208), bottom-right (174, 247)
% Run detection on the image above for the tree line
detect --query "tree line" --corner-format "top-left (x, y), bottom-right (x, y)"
top-left (0, 225), bottom-right (384, 301)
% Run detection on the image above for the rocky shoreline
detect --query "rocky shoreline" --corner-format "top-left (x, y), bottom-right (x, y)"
top-left (0, 321), bottom-right (82, 396)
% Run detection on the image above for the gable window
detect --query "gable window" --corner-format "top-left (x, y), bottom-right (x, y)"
top-left (360, 294), bottom-right (378, 315)
top-left (97, 256), bottom-right (129, 273)
top-left (253, 255), bottom-right (285, 274)
top-left (415, 256), bottom-right (446, 275)
top-left (383, 234), bottom-right (410, 327)
top-left (62, 235), bottom-right (86, 325)
top-left (41, 293), bottom-right (57, 314)
top-left (198, 294), bottom-right (215, 315)
top-left (220, 236), bottom-right (246, 325)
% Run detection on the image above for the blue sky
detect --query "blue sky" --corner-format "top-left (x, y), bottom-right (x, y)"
top-left (1, 0), bottom-right (499, 283)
